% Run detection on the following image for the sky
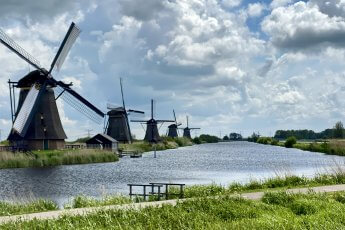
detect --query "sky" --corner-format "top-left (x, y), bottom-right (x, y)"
top-left (1, 0), bottom-right (345, 140)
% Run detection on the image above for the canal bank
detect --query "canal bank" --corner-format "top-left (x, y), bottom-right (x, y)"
top-left (2, 182), bottom-right (345, 228)
top-left (0, 142), bottom-right (343, 206)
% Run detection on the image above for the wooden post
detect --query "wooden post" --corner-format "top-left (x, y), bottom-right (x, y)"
top-left (180, 185), bottom-right (184, 198)
top-left (151, 184), bottom-right (154, 196)
top-left (157, 186), bottom-right (161, 201)
top-left (165, 184), bottom-right (169, 200)
top-left (129, 185), bottom-right (132, 199)
top-left (143, 185), bottom-right (146, 201)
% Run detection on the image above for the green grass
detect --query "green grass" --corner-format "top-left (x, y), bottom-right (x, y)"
top-left (0, 171), bottom-right (345, 223)
top-left (167, 172), bottom-right (345, 199)
top-left (0, 149), bottom-right (119, 169)
top-left (256, 137), bottom-right (345, 157)
top-left (4, 191), bottom-right (345, 229)
top-left (64, 195), bottom-right (132, 209)
top-left (119, 137), bottom-right (193, 154)
top-left (0, 199), bottom-right (57, 217)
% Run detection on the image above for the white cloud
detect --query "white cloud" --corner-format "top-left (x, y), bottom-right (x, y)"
top-left (262, 1), bottom-right (345, 49)
top-left (248, 3), bottom-right (265, 17)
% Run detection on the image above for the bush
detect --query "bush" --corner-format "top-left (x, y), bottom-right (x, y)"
top-left (199, 134), bottom-right (219, 143)
top-left (257, 137), bottom-right (272, 145)
top-left (285, 136), bottom-right (297, 148)
top-left (192, 137), bottom-right (201, 144)
top-left (271, 139), bottom-right (279, 146)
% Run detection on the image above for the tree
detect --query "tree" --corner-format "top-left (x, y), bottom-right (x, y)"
top-left (223, 135), bottom-right (229, 141)
top-left (333, 121), bottom-right (344, 139)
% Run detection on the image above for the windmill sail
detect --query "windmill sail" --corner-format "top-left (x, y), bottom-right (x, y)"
top-left (0, 28), bottom-right (41, 70)
top-left (49, 22), bottom-right (80, 73)
top-left (12, 83), bottom-right (46, 137)
top-left (54, 84), bottom-right (104, 124)
top-left (127, 109), bottom-right (145, 114)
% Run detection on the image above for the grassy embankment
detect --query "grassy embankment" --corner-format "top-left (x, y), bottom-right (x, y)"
top-left (119, 136), bottom-right (193, 154)
top-left (0, 137), bottom-right (194, 169)
top-left (4, 174), bottom-right (345, 228)
top-left (2, 171), bottom-right (345, 217)
top-left (0, 149), bottom-right (119, 169)
top-left (256, 136), bottom-right (345, 157)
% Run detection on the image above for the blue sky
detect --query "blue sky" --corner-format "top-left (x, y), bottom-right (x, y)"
top-left (1, 0), bottom-right (345, 140)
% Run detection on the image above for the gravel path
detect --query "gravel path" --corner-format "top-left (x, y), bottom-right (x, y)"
top-left (1, 184), bottom-right (345, 224)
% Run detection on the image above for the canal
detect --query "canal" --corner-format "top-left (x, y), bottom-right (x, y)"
top-left (0, 142), bottom-right (343, 206)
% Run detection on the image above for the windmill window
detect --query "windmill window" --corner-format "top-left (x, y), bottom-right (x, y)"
top-left (43, 127), bottom-right (47, 132)
top-left (40, 113), bottom-right (44, 120)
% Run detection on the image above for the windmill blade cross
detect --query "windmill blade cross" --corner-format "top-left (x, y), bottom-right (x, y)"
top-left (131, 120), bottom-right (147, 123)
top-left (0, 28), bottom-right (42, 70)
top-left (127, 109), bottom-right (145, 114)
top-left (49, 22), bottom-right (80, 73)
top-left (156, 119), bottom-right (175, 123)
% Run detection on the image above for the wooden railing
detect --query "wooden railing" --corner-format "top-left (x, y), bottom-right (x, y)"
top-left (128, 182), bottom-right (186, 201)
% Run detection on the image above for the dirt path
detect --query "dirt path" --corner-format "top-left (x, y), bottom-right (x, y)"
top-left (1, 184), bottom-right (345, 224)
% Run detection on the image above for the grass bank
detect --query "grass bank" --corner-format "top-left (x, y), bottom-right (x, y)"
top-left (255, 137), bottom-right (345, 157)
top-left (119, 137), bottom-right (193, 154)
top-left (0, 199), bottom-right (57, 217)
top-left (0, 149), bottom-right (119, 169)
top-left (4, 190), bottom-right (345, 229)
top-left (1, 171), bottom-right (345, 217)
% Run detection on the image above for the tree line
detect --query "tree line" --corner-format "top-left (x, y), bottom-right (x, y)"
top-left (274, 121), bottom-right (345, 140)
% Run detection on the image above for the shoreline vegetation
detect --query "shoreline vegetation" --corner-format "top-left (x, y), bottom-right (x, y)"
top-left (249, 121), bottom-right (345, 157)
top-left (2, 172), bottom-right (345, 228)
top-left (0, 134), bottom-right (220, 170)
top-left (0, 149), bottom-right (119, 169)
top-left (118, 134), bottom-right (220, 154)
top-left (5, 192), bottom-right (345, 229)
top-left (119, 137), bottom-right (193, 154)
top-left (253, 136), bottom-right (345, 157)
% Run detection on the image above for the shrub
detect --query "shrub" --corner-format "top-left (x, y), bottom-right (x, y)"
top-left (270, 139), bottom-right (279, 146)
top-left (199, 134), bottom-right (219, 143)
top-left (285, 136), bottom-right (297, 148)
top-left (257, 137), bottom-right (272, 145)
top-left (192, 137), bottom-right (201, 144)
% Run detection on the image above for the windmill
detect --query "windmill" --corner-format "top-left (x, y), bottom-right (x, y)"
top-left (131, 99), bottom-right (174, 143)
top-left (167, 110), bottom-right (182, 138)
top-left (1, 22), bottom-right (104, 150)
top-left (104, 78), bottom-right (144, 143)
top-left (180, 116), bottom-right (200, 139)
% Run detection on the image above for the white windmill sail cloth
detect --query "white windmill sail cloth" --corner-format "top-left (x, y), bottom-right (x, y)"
top-left (13, 85), bottom-right (40, 135)
top-left (0, 28), bottom-right (41, 69)
top-left (54, 25), bottom-right (80, 71)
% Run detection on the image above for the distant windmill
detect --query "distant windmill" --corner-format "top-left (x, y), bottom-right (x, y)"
top-left (167, 110), bottom-right (182, 138)
top-left (132, 99), bottom-right (174, 143)
top-left (180, 116), bottom-right (200, 139)
top-left (1, 22), bottom-right (104, 150)
top-left (104, 78), bottom-right (144, 143)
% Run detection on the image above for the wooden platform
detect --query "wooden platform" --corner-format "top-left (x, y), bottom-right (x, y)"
top-left (118, 151), bottom-right (142, 158)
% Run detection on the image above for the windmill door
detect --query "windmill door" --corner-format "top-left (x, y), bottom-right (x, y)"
top-left (44, 140), bottom-right (49, 150)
